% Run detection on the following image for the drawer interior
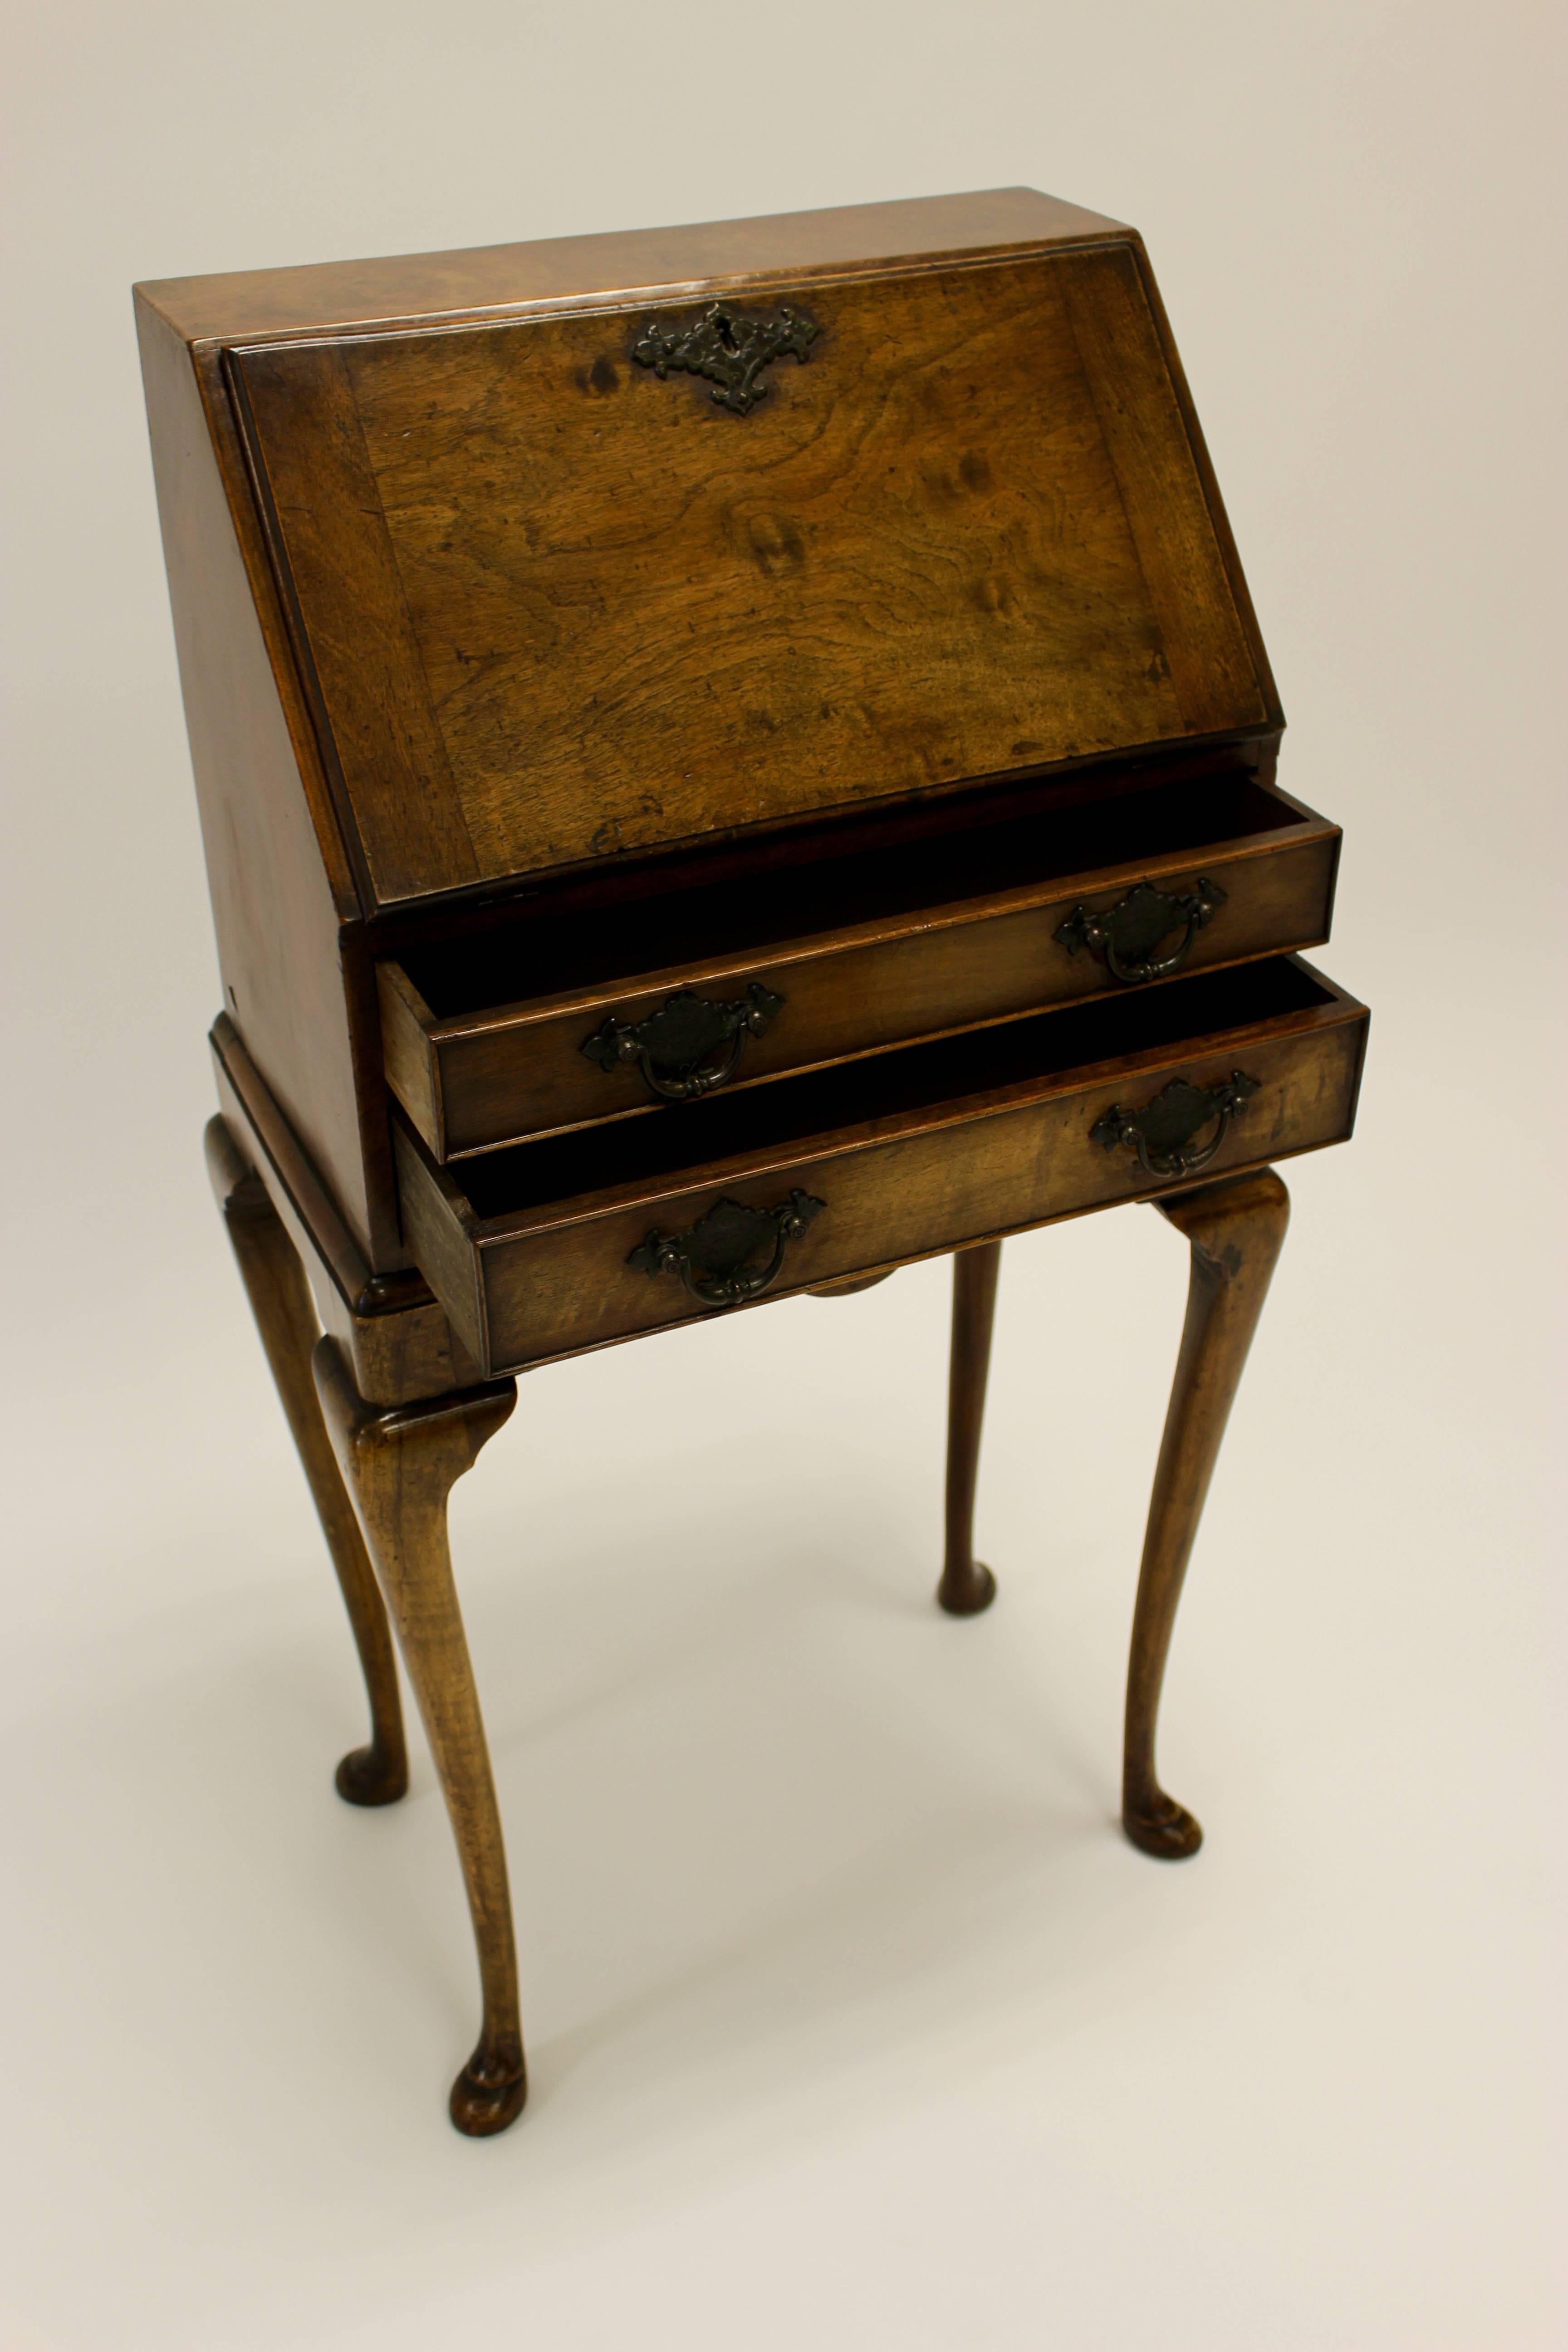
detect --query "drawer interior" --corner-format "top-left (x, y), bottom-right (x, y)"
top-left (441, 956), bottom-right (1338, 1222)
top-left (396, 772), bottom-right (1312, 1023)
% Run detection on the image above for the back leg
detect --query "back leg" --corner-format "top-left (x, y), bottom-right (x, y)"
top-left (938, 1240), bottom-right (1003, 1616)
top-left (204, 1116), bottom-right (407, 1805)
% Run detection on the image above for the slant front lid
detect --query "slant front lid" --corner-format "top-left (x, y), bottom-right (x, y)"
top-left (229, 232), bottom-right (1273, 909)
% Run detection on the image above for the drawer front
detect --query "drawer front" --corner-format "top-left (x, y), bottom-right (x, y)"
top-left (394, 967), bottom-right (1367, 1377)
top-left (381, 823), bottom-right (1338, 1160)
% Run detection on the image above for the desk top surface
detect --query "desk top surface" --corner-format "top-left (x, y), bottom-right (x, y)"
top-left (136, 188), bottom-right (1126, 345)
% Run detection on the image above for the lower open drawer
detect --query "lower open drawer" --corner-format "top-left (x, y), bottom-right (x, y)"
top-left (393, 956), bottom-right (1368, 1377)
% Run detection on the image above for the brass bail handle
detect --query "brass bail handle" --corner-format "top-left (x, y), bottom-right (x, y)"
top-left (1055, 877), bottom-right (1227, 986)
top-left (627, 1191), bottom-right (826, 1308)
top-left (1090, 1071), bottom-right (1261, 1181)
top-left (581, 982), bottom-right (785, 1103)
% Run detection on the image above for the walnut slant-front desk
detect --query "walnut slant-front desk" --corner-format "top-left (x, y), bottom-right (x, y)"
top-left (137, 188), bottom-right (1367, 2137)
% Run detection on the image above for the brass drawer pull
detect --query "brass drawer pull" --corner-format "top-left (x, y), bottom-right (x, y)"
top-left (630, 301), bottom-right (820, 416)
top-left (1055, 877), bottom-right (1226, 985)
top-left (581, 982), bottom-right (784, 1102)
top-left (1091, 1071), bottom-right (1260, 1181)
top-left (628, 1190), bottom-right (825, 1308)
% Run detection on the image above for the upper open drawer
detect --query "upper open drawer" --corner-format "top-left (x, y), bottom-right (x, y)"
top-left (379, 769), bottom-right (1337, 1161)
top-left (227, 235), bottom-right (1276, 909)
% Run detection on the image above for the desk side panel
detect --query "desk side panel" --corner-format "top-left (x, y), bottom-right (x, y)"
top-left (137, 296), bottom-right (404, 1265)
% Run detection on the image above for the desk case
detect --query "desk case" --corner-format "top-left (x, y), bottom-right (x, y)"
top-left (138, 189), bottom-right (1365, 2133)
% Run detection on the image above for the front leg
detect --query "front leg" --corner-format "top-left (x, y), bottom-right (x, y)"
top-left (313, 1340), bottom-right (525, 2137)
top-left (204, 1117), bottom-right (407, 1806)
top-left (1123, 1168), bottom-right (1290, 1859)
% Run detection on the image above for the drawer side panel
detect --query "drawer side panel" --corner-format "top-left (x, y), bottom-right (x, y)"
top-left (393, 1135), bottom-right (489, 1368)
top-left (377, 960), bottom-right (446, 1155)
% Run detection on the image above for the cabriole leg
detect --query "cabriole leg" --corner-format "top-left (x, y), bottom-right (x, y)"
top-left (1123, 1167), bottom-right (1291, 1860)
top-left (312, 1339), bottom-right (525, 2138)
top-left (938, 1239), bottom-right (1003, 1617)
top-left (204, 1116), bottom-right (407, 1806)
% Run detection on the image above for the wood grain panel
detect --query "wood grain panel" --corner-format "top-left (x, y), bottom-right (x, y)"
top-left (233, 244), bottom-right (1268, 905)
top-left (1062, 246), bottom-right (1270, 736)
top-left (351, 253), bottom-right (1172, 879)
top-left (135, 300), bottom-right (394, 1259)
top-left (230, 340), bottom-right (481, 902)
